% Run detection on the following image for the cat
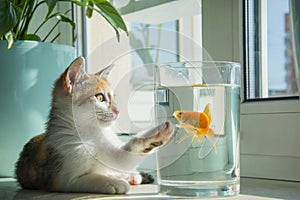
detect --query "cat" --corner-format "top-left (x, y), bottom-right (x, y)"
top-left (15, 57), bottom-right (173, 194)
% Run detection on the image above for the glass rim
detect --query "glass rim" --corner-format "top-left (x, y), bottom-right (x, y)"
top-left (157, 61), bottom-right (241, 68)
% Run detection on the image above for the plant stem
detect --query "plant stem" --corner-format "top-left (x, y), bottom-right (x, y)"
top-left (32, 1), bottom-right (48, 34)
top-left (15, 0), bottom-right (32, 38)
top-left (20, 1), bottom-right (46, 39)
top-left (43, 21), bottom-right (60, 42)
top-left (19, 0), bottom-right (37, 38)
top-left (50, 32), bottom-right (61, 42)
top-left (41, 9), bottom-right (72, 42)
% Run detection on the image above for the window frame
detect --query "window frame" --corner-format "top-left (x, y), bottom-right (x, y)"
top-left (241, 0), bottom-right (300, 181)
top-left (244, 0), bottom-right (299, 101)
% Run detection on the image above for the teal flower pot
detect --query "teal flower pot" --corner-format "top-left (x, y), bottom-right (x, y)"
top-left (0, 41), bottom-right (75, 177)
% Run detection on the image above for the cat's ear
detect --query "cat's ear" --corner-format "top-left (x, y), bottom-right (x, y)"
top-left (95, 64), bottom-right (114, 79)
top-left (63, 56), bottom-right (88, 93)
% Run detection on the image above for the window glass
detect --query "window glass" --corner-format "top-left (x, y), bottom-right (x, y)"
top-left (84, 1), bottom-right (201, 133)
top-left (129, 22), bottom-right (179, 66)
top-left (124, 21), bottom-right (178, 132)
top-left (245, 0), bottom-right (299, 99)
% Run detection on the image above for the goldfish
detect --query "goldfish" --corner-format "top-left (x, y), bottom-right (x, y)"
top-left (173, 103), bottom-right (216, 152)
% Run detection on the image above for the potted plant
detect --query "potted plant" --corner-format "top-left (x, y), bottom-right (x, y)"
top-left (0, 0), bottom-right (128, 177)
top-left (0, 0), bottom-right (127, 47)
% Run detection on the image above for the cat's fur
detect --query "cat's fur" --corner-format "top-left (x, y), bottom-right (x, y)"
top-left (15, 57), bottom-right (173, 194)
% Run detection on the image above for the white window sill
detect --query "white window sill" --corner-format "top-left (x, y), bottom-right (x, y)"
top-left (1, 178), bottom-right (300, 199)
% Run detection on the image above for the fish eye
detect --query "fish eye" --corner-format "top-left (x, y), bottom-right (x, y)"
top-left (95, 93), bottom-right (105, 102)
top-left (177, 111), bottom-right (183, 117)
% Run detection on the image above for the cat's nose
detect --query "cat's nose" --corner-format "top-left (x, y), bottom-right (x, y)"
top-left (113, 107), bottom-right (120, 115)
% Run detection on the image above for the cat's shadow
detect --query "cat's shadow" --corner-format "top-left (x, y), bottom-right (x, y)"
top-left (14, 189), bottom-right (92, 199)
top-left (13, 185), bottom-right (160, 200)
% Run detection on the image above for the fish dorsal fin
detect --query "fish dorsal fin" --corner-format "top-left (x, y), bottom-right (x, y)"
top-left (203, 103), bottom-right (212, 122)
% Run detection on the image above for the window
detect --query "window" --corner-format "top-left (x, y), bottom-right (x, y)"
top-left (84, 1), bottom-right (202, 134)
top-left (245, 0), bottom-right (299, 99)
top-left (201, 0), bottom-right (300, 181)
top-left (122, 21), bottom-right (179, 132)
top-left (241, 0), bottom-right (300, 181)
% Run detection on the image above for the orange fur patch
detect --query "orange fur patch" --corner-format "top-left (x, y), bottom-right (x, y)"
top-left (96, 78), bottom-right (110, 93)
top-left (30, 134), bottom-right (46, 143)
top-left (36, 141), bottom-right (48, 165)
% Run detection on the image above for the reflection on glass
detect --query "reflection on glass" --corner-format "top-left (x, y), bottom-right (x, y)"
top-left (129, 22), bottom-right (178, 66)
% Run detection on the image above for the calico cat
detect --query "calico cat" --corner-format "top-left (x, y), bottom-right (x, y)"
top-left (15, 57), bottom-right (173, 194)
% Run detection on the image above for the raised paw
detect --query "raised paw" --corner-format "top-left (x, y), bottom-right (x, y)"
top-left (142, 122), bottom-right (173, 153)
top-left (123, 122), bottom-right (173, 154)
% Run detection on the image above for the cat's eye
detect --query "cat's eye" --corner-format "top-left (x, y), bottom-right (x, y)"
top-left (95, 93), bottom-right (105, 102)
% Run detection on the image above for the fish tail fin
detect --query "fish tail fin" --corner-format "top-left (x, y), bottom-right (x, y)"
top-left (175, 124), bottom-right (198, 144)
top-left (207, 128), bottom-right (217, 154)
top-left (203, 103), bottom-right (212, 122)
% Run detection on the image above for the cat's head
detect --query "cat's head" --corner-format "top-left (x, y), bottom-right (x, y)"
top-left (54, 57), bottom-right (119, 127)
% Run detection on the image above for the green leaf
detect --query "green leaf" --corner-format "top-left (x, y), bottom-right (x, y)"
top-left (93, 0), bottom-right (128, 41)
top-left (5, 31), bottom-right (14, 49)
top-left (45, 0), bottom-right (58, 18)
top-left (42, 12), bottom-right (75, 42)
top-left (92, 0), bottom-right (106, 3)
top-left (0, 0), bottom-right (21, 37)
top-left (23, 34), bottom-right (42, 41)
top-left (55, 13), bottom-right (76, 30)
top-left (71, 0), bottom-right (87, 7)
top-left (86, 1), bottom-right (94, 18)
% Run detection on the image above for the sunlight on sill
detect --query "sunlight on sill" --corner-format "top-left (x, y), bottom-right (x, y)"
top-left (1, 178), bottom-right (300, 200)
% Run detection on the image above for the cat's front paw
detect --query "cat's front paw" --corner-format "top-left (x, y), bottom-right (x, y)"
top-left (142, 122), bottom-right (173, 153)
top-left (104, 179), bottom-right (130, 194)
top-left (126, 173), bottom-right (142, 185)
top-left (123, 122), bottom-right (173, 154)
